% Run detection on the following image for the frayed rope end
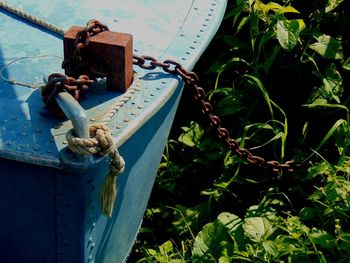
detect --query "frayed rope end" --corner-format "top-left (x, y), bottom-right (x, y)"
top-left (99, 151), bottom-right (125, 218)
top-left (99, 172), bottom-right (117, 218)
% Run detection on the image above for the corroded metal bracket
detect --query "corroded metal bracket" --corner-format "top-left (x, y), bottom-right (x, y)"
top-left (64, 26), bottom-right (133, 92)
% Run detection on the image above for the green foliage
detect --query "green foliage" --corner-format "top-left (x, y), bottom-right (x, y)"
top-left (129, 0), bottom-right (350, 262)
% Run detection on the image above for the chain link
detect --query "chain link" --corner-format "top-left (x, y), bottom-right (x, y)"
top-left (133, 55), bottom-right (300, 172)
top-left (41, 73), bottom-right (94, 117)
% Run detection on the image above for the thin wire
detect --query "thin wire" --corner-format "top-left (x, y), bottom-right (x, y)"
top-left (0, 55), bottom-right (63, 89)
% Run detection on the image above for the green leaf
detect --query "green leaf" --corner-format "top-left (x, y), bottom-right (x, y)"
top-left (159, 240), bottom-right (174, 255)
top-left (277, 6), bottom-right (300, 14)
top-left (243, 216), bottom-right (272, 242)
top-left (216, 96), bottom-right (246, 116)
top-left (299, 207), bottom-right (317, 220)
top-left (303, 119), bottom-right (347, 162)
top-left (193, 220), bottom-right (233, 261)
top-left (262, 240), bottom-right (278, 257)
top-left (263, 3), bottom-right (300, 14)
top-left (218, 212), bottom-right (245, 251)
top-left (172, 204), bottom-right (205, 237)
top-left (250, 12), bottom-right (259, 49)
top-left (309, 34), bottom-right (343, 60)
top-left (310, 230), bottom-right (336, 248)
top-left (217, 212), bottom-right (245, 250)
top-left (306, 64), bottom-right (345, 104)
top-left (262, 45), bottom-right (281, 74)
top-left (219, 256), bottom-right (231, 263)
top-left (342, 57), bottom-right (350, 71)
top-left (178, 122), bottom-right (204, 148)
top-left (218, 212), bottom-right (242, 233)
top-left (325, 0), bottom-right (344, 13)
top-left (276, 19), bottom-right (305, 51)
top-left (323, 64), bottom-right (344, 103)
top-left (236, 16), bottom-right (249, 34)
top-left (306, 162), bottom-right (331, 180)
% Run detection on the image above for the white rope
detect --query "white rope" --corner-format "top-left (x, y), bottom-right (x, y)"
top-left (0, 0), bottom-right (66, 36)
top-left (101, 72), bottom-right (142, 124)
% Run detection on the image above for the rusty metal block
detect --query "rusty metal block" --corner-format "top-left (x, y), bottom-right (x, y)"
top-left (64, 26), bottom-right (133, 92)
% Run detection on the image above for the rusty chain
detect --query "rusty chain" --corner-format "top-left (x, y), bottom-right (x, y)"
top-left (41, 73), bottom-right (94, 116)
top-left (44, 19), bottom-right (300, 172)
top-left (133, 55), bottom-right (302, 173)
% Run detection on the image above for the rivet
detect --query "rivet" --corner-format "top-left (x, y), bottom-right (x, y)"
top-left (63, 140), bottom-right (68, 145)
top-left (19, 144), bottom-right (26, 149)
top-left (161, 81), bottom-right (167, 84)
top-left (182, 57), bottom-right (187, 61)
top-left (131, 112), bottom-right (136, 116)
top-left (123, 119), bottom-right (129, 123)
top-left (156, 87), bottom-right (161, 90)
top-left (137, 105), bottom-right (143, 109)
top-left (190, 46), bottom-right (195, 49)
top-left (134, 48), bottom-right (139, 52)
top-left (179, 33), bottom-right (185, 37)
top-left (194, 7), bottom-right (199, 10)
top-left (33, 145), bottom-right (40, 151)
top-left (116, 125), bottom-right (121, 129)
top-left (186, 51), bottom-right (191, 55)
top-left (90, 118), bottom-right (96, 122)
top-left (205, 18), bottom-right (210, 21)
top-left (150, 93), bottom-right (155, 97)
top-left (144, 99), bottom-right (149, 103)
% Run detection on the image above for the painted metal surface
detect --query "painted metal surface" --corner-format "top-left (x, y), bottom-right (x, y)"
top-left (0, 0), bottom-right (227, 168)
top-left (0, 0), bottom-right (227, 262)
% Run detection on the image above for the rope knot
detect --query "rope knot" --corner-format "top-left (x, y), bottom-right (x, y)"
top-left (66, 123), bottom-right (125, 218)
top-left (66, 123), bottom-right (115, 156)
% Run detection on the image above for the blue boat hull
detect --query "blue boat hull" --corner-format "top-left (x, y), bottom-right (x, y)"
top-left (0, 0), bottom-right (227, 261)
top-left (0, 83), bottom-right (183, 263)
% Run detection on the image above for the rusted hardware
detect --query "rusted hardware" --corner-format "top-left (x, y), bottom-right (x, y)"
top-left (41, 73), bottom-right (94, 117)
top-left (44, 18), bottom-right (299, 172)
top-left (63, 19), bottom-right (133, 92)
top-left (133, 55), bottom-right (301, 172)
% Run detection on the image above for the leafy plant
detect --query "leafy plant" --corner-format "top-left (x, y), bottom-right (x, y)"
top-left (129, 0), bottom-right (350, 262)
